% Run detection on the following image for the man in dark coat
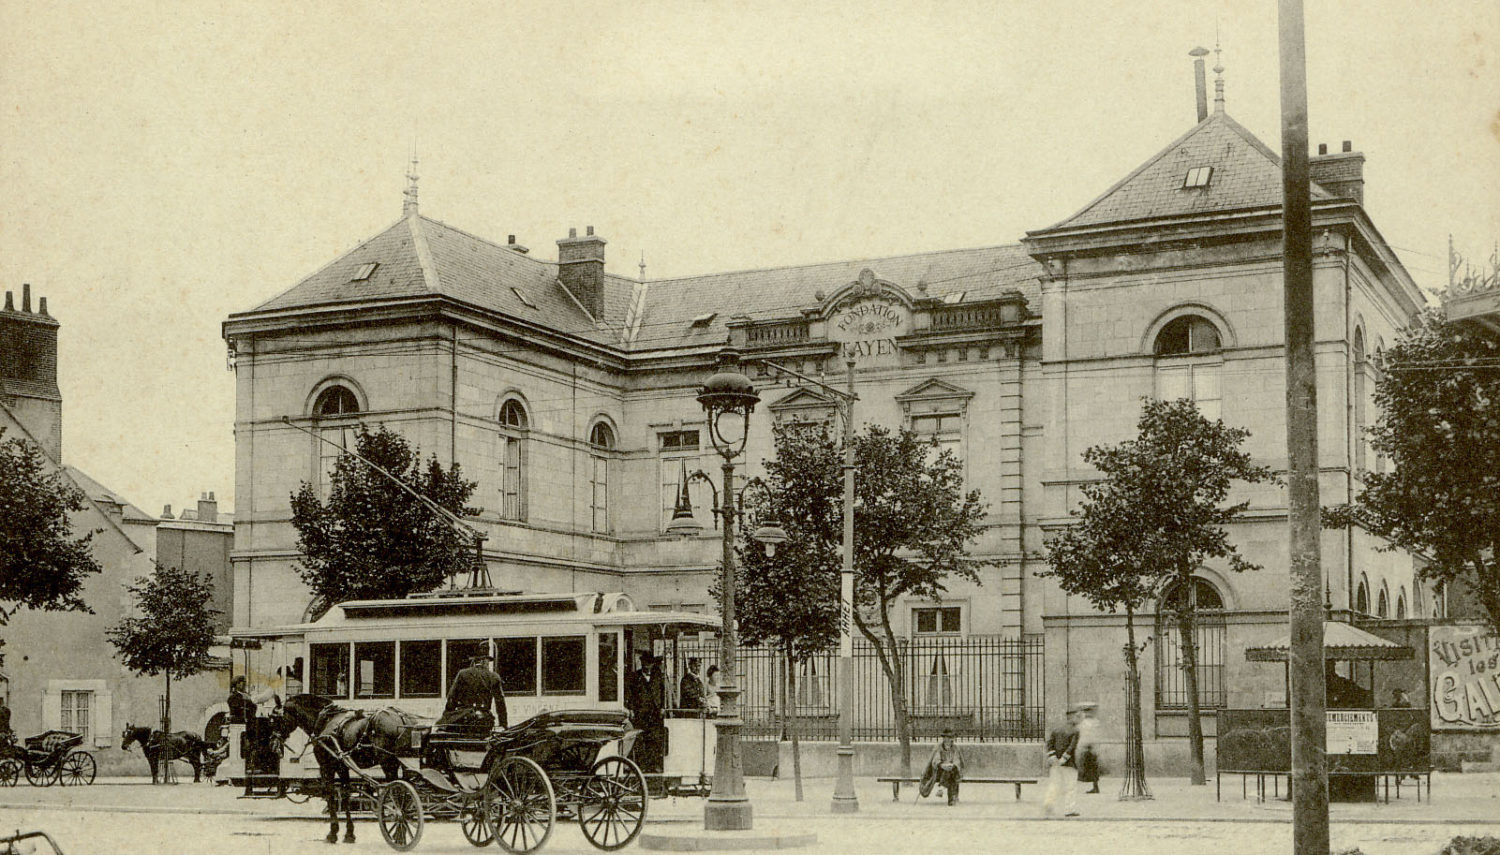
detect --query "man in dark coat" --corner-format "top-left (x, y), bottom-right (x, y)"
top-left (678, 658), bottom-right (706, 712)
top-left (627, 652), bottom-right (667, 772)
top-left (0, 696), bottom-right (12, 745)
top-left (440, 654), bottom-right (508, 734)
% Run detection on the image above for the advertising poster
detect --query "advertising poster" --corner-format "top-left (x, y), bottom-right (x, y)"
top-left (1326, 710), bottom-right (1378, 754)
top-left (1430, 624), bottom-right (1500, 730)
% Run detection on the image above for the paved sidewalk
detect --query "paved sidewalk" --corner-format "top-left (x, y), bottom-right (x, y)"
top-left (3, 772), bottom-right (1496, 825)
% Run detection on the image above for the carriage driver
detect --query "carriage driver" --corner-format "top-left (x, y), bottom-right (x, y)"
top-left (439, 653), bottom-right (508, 734)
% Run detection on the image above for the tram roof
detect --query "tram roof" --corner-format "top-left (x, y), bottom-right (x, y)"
top-left (228, 590), bottom-right (719, 640)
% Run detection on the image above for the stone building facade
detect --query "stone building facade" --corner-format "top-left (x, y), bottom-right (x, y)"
top-left (222, 97), bottom-right (1436, 765)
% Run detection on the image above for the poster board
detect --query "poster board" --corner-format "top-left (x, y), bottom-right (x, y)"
top-left (1429, 624), bottom-right (1500, 730)
top-left (1219, 708), bottom-right (1429, 773)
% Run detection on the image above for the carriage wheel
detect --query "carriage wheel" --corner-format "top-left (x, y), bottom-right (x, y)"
top-left (377, 779), bottom-right (425, 852)
top-left (0, 759), bottom-right (20, 787)
top-left (461, 795), bottom-right (496, 848)
top-left (578, 756), bottom-right (648, 851)
top-left (60, 751), bottom-right (97, 786)
top-left (485, 756), bottom-right (555, 855)
top-left (25, 760), bottom-right (60, 787)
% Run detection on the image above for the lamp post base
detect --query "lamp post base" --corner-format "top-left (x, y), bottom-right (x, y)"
top-left (704, 798), bottom-right (754, 831)
top-left (831, 745), bottom-right (859, 813)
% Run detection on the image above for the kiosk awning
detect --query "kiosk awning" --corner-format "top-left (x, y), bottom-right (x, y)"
top-left (1245, 621), bottom-right (1413, 662)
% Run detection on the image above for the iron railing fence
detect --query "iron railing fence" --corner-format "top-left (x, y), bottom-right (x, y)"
top-left (680, 634), bottom-right (1044, 742)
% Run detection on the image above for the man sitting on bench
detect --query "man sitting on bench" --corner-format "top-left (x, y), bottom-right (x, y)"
top-left (919, 728), bottom-right (966, 805)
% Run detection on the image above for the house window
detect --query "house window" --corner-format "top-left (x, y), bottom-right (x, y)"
top-left (1154, 578), bottom-right (1227, 710)
top-left (659, 430), bottom-right (711, 531)
top-left (910, 413), bottom-right (963, 463)
top-left (1396, 589), bottom-right (1407, 619)
top-left (499, 399), bottom-right (529, 521)
top-left (913, 606), bottom-right (962, 635)
top-left (1353, 328), bottom-right (1369, 472)
top-left (1377, 583), bottom-right (1390, 619)
top-left (914, 644), bottom-right (959, 709)
top-left (1356, 575), bottom-right (1370, 615)
top-left (313, 385), bottom-right (361, 497)
top-left (1154, 315), bottom-right (1223, 421)
top-left (60, 691), bottom-right (92, 743)
top-left (589, 422), bottom-right (615, 534)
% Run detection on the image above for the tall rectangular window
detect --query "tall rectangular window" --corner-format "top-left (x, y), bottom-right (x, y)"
top-left (60, 691), bottom-right (92, 743)
top-left (591, 453), bottom-right (610, 533)
top-left (541, 636), bottom-right (587, 695)
top-left (354, 641), bottom-right (396, 699)
top-left (1156, 364), bottom-right (1221, 421)
top-left (659, 430), bottom-right (710, 531)
top-left (502, 436), bottom-right (526, 521)
top-left (399, 640), bottom-right (442, 699)
top-left (494, 637), bottom-right (538, 696)
top-left (310, 643), bottom-right (350, 698)
top-left (318, 425), bottom-right (358, 498)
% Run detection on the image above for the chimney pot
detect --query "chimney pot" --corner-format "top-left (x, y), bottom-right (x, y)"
top-left (569, 227), bottom-right (577, 238)
top-left (161, 504), bottom-right (174, 519)
top-left (1342, 140), bottom-right (1352, 152)
top-left (508, 235), bottom-right (516, 245)
top-left (38, 297), bottom-right (48, 316)
top-left (3, 291), bottom-right (11, 312)
top-left (22, 283), bottom-right (31, 313)
top-left (1318, 143), bottom-right (1328, 155)
top-left (209, 491), bottom-right (215, 500)
top-left (586, 226), bottom-right (594, 236)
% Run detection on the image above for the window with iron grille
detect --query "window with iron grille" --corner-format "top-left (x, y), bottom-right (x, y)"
top-left (1154, 579), bottom-right (1227, 710)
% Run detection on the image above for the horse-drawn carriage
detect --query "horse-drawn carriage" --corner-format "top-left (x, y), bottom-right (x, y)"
top-left (223, 591), bottom-right (722, 850)
top-left (0, 731), bottom-right (96, 788)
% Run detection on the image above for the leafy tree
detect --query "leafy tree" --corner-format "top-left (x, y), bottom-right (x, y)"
top-left (732, 423), bottom-right (843, 800)
top-left (290, 426), bottom-right (480, 613)
top-left (1, 428), bottom-right (103, 629)
top-left (107, 562), bottom-right (221, 731)
top-left (752, 423), bottom-right (987, 774)
top-left (1326, 309), bottom-right (1500, 636)
top-left (1041, 398), bottom-right (1273, 785)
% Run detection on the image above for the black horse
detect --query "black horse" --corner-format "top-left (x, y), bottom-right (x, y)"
top-left (267, 694), bottom-right (422, 845)
top-left (120, 724), bottom-right (214, 784)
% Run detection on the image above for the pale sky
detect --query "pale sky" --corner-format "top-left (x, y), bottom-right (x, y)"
top-left (2, 0), bottom-right (1496, 518)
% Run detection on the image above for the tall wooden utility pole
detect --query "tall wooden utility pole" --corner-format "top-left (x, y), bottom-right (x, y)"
top-left (1278, 1), bottom-right (1330, 851)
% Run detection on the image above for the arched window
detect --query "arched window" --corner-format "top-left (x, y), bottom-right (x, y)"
top-left (1154, 578), bottom-right (1227, 711)
top-left (1353, 328), bottom-right (1368, 472)
top-left (312, 384), bottom-right (361, 497)
top-left (1395, 588), bottom-right (1407, 620)
top-left (1376, 583), bottom-right (1389, 619)
top-left (1153, 314), bottom-right (1223, 420)
top-left (1355, 574), bottom-right (1370, 615)
top-left (589, 421), bottom-right (615, 534)
top-left (498, 398), bottom-right (529, 521)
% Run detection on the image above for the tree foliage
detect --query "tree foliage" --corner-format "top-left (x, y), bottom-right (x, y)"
top-left (290, 425), bottom-right (480, 611)
top-left (1325, 309), bottom-right (1500, 635)
top-left (1040, 398), bottom-right (1274, 784)
top-left (107, 562), bottom-right (221, 681)
top-left (747, 422), bottom-right (988, 773)
top-left (0, 428), bottom-right (103, 627)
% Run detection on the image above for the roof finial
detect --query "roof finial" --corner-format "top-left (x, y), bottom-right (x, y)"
top-left (402, 152), bottom-right (420, 216)
top-left (1213, 38), bottom-right (1225, 113)
top-left (639, 251), bottom-right (647, 280)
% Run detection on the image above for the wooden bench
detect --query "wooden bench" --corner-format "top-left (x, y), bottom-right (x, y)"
top-left (877, 775), bottom-right (1039, 801)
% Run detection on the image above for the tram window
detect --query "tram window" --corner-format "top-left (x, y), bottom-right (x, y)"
top-left (598, 633), bottom-right (619, 703)
top-left (399, 640), bottom-right (442, 698)
top-left (310, 643), bottom-right (350, 699)
top-left (495, 637), bottom-right (538, 696)
top-left (354, 641), bottom-right (396, 699)
top-left (542, 636), bottom-right (587, 695)
top-left (446, 639), bottom-right (489, 691)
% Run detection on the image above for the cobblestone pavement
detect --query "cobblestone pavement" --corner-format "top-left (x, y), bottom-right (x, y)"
top-left (2, 774), bottom-right (1496, 855)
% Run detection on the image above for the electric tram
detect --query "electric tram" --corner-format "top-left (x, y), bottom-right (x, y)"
top-left (217, 590), bottom-right (721, 798)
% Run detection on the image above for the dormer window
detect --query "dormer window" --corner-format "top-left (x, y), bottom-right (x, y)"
top-left (510, 287), bottom-right (538, 309)
top-left (351, 262), bottom-right (379, 282)
top-left (1183, 166), bottom-right (1213, 188)
top-left (690, 312), bottom-right (717, 327)
top-left (941, 291), bottom-right (967, 304)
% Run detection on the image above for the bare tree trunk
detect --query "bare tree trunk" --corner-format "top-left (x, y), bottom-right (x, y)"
top-left (855, 610), bottom-right (912, 776)
top-left (786, 648), bottom-right (803, 802)
top-left (1178, 601), bottom-right (1207, 785)
top-left (1120, 603), bottom-right (1152, 799)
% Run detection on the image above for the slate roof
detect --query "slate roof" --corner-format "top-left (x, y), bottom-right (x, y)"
top-left (247, 214), bottom-right (633, 345)
top-left (62, 465), bottom-right (155, 524)
top-left (634, 244), bottom-right (1044, 352)
top-left (1038, 111), bottom-right (1335, 232)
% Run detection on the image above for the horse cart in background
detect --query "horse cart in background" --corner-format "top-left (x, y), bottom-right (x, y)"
top-left (0, 731), bottom-right (95, 788)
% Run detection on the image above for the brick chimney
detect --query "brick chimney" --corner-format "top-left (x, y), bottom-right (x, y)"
top-left (1310, 140), bottom-right (1365, 204)
top-left (197, 491), bottom-right (218, 523)
top-left (0, 283), bottom-right (63, 461)
top-left (557, 226), bottom-right (607, 318)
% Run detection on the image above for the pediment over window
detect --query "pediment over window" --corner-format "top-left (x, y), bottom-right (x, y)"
top-left (767, 388), bottom-right (838, 427)
top-left (896, 378), bottom-right (975, 417)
